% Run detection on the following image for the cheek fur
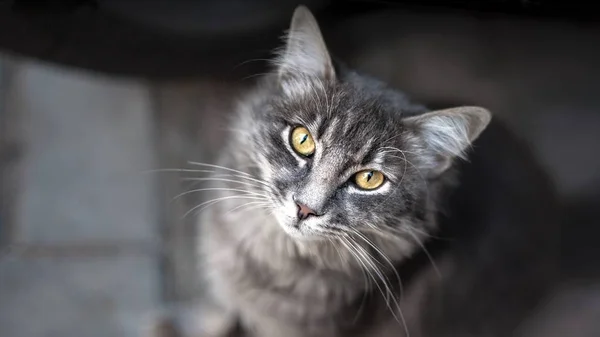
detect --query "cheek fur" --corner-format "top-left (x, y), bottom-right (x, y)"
top-left (337, 185), bottom-right (410, 226)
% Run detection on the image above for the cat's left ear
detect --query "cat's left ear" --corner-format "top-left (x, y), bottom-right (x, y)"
top-left (404, 107), bottom-right (492, 176)
top-left (277, 6), bottom-right (335, 80)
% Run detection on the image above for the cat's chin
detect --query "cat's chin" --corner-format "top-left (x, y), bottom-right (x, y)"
top-left (278, 222), bottom-right (328, 242)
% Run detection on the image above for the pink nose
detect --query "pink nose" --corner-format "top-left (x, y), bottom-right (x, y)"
top-left (296, 202), bottom-right (316, 220)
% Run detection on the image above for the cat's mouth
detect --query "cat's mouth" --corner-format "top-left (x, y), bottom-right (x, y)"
top-left (272, 198), bottom-right (330, 241)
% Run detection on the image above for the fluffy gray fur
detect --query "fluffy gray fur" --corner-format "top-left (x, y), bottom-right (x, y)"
top-left (193, 6), bottom-right (547, 337)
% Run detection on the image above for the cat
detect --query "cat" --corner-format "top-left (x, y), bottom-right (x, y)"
top-left (193, 5), bottom-right (559, 337)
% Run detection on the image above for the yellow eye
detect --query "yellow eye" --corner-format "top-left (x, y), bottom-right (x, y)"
top-left (290, 126), bottom-right (315, 156)
top-left (354, 170), bottom-right (385, 190)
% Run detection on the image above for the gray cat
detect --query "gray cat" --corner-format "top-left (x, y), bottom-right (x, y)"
top-left (194, 6), bottom-right (558, 337)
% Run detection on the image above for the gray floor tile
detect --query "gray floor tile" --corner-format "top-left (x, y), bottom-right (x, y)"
top-left (9, 62), bottom-right (159, 244)
top-left (0, 255), bottom-right (161, 337)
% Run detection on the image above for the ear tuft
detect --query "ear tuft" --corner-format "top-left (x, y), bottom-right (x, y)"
top-left (276, 6), bottom-right (335, 80)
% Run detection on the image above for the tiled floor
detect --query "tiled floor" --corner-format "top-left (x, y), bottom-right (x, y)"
top-left (0, 59), bottom-right (162, 337)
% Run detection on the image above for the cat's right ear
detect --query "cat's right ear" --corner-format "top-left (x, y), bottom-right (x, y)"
top-left (276, 6), bottom-right (335, 81)
top-left (403, 106), bottom-right (492, 177)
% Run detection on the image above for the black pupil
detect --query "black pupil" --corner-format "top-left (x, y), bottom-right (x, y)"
top-left (366, 171), bottom-right (373, 181)
top-left (300, 134), bottom-right (308, 144)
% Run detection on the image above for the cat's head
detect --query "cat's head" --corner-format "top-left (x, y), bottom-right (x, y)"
top-left (235, 6), bottom-right (491, 242)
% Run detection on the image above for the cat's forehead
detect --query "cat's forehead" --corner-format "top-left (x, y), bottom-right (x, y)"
top-left (275, 77), bottom-right (404, 147)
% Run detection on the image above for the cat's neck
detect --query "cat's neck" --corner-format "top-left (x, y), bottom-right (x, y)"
top-left (208, 198), bottom-right (375, 323)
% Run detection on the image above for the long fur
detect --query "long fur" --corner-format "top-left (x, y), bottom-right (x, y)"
top-left (193, 6), bottom-right (557, 337)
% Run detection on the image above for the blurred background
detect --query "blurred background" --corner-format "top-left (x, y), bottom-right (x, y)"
top-left (0, 0), bottom-right (599, 336)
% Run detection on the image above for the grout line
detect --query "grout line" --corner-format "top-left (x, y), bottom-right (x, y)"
top-left (0, 55), bottom-right (18, 249)
top-left (0, 241), bottom-right (162, 258)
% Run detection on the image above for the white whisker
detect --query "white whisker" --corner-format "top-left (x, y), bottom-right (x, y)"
top-left (405, 225), bottom-right (449, 241)
top-left (224, 201), bottom-right (273, 216)
top-left (342, 236), bottom-right (409, 336)
top-left (172, 187), bottom-right (269, 202)
top-left (351, 229), bottom-right (405, 302)
top-left (329, 237), bottom-right (370, 324)
top-left (181, 177), bottom-right (264, 190)
top-left (182, 195), bottom-right (267, 219)
top-left (345, 234), bottom-right (410, 337)
top-left (187, 161), bottom-right (253, 177)
top-left (141, 168), bottom-right (214, 174)
top-left (181, 171), bottom-right (275, 190)
top-left (406, 227), bottom-right (441, 279)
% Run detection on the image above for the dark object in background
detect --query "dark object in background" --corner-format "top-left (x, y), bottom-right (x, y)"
top-left (0, 0), bottom-right (598, 79)
top-left (0, 0), bottom-right (327, 79)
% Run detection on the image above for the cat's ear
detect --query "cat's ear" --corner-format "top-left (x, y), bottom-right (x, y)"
top-left (277, 6), bottom-right (335, 80)
top-left (404, 107), bottom-right (492, 176)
